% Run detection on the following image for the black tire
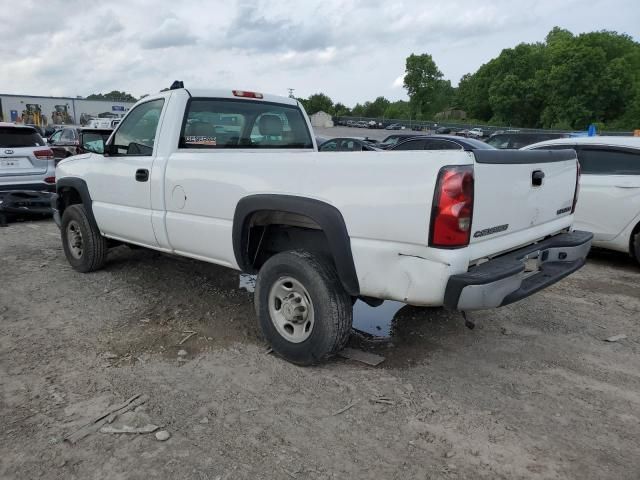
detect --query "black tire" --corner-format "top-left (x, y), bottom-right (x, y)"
top-left (255, 250), bottom-right (353, 365)
top-left (61, 204), bottom-right (108, 272)
top-left (633, 230), bottom-right (640, 265)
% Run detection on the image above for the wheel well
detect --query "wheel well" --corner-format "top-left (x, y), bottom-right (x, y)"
top-left (233, 195), bottom-right (360, 296)
top-left (245, 210), bottom-right (332, 271)
top-left (58, 187), bottom-right (82, 214)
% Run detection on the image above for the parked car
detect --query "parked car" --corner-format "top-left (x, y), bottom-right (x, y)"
top-left (378, 133), bottom-right (428, 149)
top-left (467, 128), bottom-right (485, 139)
top-left (354, 121), bottom-right (369, 128)
top-left (48, 127), bottom-right (113, 162)
top-left (388, 135), bottom-right (496, 151)
top-left (385, 123), bottom-right (403, 130)
top-left (319, 137), bottom-right (381, 152)
top-left (0, 123), bottom-right (56, 192)
top-left (53, 85), bottom-right (591, 365)
top-left (367, 120), bottom-right (382, 129)
top-left (487, 132), bottom-right (571, 149)
top-left (524, 136), bottom-right (640, 262)
top-left (346, 120), bottom-right (355, 127)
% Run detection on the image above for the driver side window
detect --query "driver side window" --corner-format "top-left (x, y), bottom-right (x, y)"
top-left (112, 99), bottom-right (164, 156)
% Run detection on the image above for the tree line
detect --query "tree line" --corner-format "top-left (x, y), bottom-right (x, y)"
top-left (298, 27), bottom-right (640, 131)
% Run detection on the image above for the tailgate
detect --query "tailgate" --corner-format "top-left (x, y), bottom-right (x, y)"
top-left (470, 149), bottom-right (578, 250)
top-left (0, 148), bottom-right (47, 176)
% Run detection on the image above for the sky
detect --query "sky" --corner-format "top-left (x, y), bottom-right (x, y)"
top-left (0, 0), bottom-right (637, 106)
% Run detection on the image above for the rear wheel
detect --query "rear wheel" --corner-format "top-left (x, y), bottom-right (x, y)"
top-left (61, 204), bottom-right (108, 272)
top-left (633, 230), bottom-right (640, 266)
top-left (254, 250), bottom-right (353, 365)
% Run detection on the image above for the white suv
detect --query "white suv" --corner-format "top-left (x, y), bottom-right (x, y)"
top-left (0, 123), bottom-right (56, 192)
top-left (524, 136), bottom-right (640, 263)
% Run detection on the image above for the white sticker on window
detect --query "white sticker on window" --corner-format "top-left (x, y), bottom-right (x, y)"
top-left (185, 135), bottom-right (217, 146)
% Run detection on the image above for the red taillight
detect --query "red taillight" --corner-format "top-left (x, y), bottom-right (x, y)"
top-left (429, 165), bottom-right (474, 248)
top-left (34, 149), bottom-right (54, 160)
top-left (232, 90), bottom-right (263, 99)
top-left (44, 176), bottom-right (56, 184)
top-left (571, 160), bottom-right (581, 213)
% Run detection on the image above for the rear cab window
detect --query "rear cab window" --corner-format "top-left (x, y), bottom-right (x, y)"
top-left (180, 99), bottom-right (313, 149)
top-left (0, 127), bottom-right (45, 148)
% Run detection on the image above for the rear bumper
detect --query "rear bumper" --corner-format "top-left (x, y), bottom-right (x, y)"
top-left (444, 230), bottom-right (593, 311)
top-left (0, 182), bottom-right (56, 192)
top-left (0, 190), bottom-right (55, 216)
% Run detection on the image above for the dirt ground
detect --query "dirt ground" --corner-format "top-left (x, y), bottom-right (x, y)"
top-left (1, 219), bottom-right (639, 480)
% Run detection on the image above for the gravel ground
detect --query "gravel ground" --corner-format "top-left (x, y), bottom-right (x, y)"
top-left (1, 219), bottom-right (639, 479)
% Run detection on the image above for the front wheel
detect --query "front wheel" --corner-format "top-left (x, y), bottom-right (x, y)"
top-left (633, 230), bottom-right (640, 266)
top-left (61, 204), bottom-right (108, 273)
top-left (254, 250), bottom-right (353, 365)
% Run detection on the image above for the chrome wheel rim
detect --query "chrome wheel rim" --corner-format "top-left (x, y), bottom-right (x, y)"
top-left (268, 276), bottom-right (315, 343)
top-left (66, 220), bottom-right (84, 259)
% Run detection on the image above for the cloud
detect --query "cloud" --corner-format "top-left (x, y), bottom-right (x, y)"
top-left (139, 17), bottom-right (198, 50)
top-left (392, 74), bottom-right (405, 88)
top-left (223, 4), bottom-right (333, 53)
top-left (0, 0), bottom-right (636, 106)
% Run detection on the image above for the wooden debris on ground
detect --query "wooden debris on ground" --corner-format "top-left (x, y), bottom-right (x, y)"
top-left (64, 394), bottom-right (149, 444)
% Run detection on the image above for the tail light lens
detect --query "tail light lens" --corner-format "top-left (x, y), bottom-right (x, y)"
top-left (429, 165), bottom-right (474, 248)
top-left (44, 176), bottom-right (56, 184)
top-left (571, 160), bottom-right (581, 213)
top-left (34, 149), bottom-right (54, 160)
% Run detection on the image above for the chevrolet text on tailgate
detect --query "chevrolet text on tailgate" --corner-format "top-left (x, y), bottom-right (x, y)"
top-left (52, 83), bottom-right (593, 365)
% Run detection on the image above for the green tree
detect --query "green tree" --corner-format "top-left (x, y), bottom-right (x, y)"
top-left (351, 103), bottom-right (366, 117)
top-left (363, 97), bottom-right (391, 118)
top-left (457, 27), bottom-right (640, 130)
top-left (403, 53), bottom-right (454, 119)
top-left (303, 93), bottom-right (334, 115)
top-left (332, 102), bottom-right (350, 117)
top-left (384, 100), bottom-right (410, 120)
top-left (86, 91), bottom-right (137, 102)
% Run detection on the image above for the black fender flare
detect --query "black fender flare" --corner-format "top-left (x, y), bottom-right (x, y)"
top-left (56, 177), bottom-right (98, 229)
top-left (232, 194), bottom-right (360, 296)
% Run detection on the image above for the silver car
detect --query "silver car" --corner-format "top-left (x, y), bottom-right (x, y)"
top-left (0, 123), bottom-right (56, 192)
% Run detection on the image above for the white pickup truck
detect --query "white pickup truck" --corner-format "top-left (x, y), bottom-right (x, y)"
top-left (52, 84), bottom-right (592, 365)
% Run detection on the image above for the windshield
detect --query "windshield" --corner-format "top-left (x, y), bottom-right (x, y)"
top-left (380, 135), bottom-right (403, 145)
top-left (0, 127), bottom-right (45, 148)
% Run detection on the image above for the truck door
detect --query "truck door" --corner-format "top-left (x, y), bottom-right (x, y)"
top-left (89, 98), bottom-right (166, 247)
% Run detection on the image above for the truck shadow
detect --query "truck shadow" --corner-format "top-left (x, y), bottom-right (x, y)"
top-left (587, 247), bottom-right (639, 273)
top-left (100, 246), bottom-right (475, 367)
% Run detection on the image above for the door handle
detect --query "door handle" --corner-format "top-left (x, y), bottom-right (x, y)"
top-left (135, 169), bottom-right (149, 182)
top-left (532, 170), bottom-right (545, 187)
